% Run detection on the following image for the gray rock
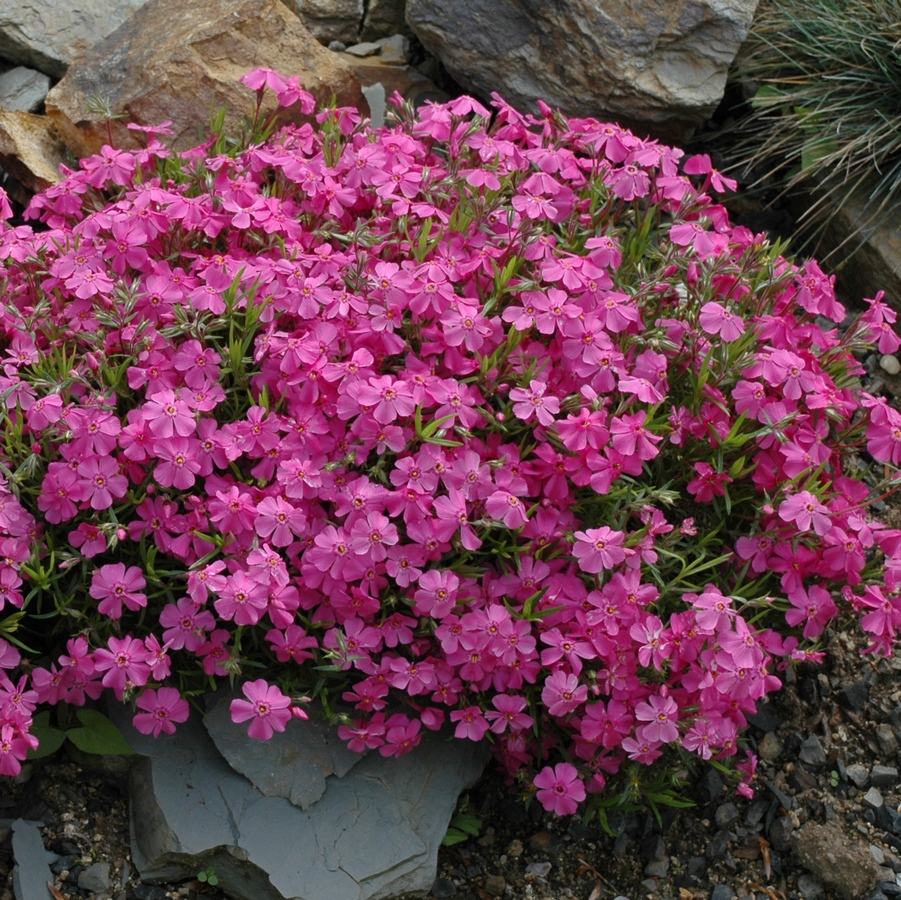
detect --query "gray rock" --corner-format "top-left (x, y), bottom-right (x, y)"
top-left (203, 696), bottom-right (361, 809)
top-left (285, 0), bottom-right (363, 44)
top-left (0, 66), bottom-right (50, 112)
top-left (115, 698), bottom-right (488, 900)
top-left (799, 734), bottom-right (827, 768)
top-left (818, 187), bottom-right (901, 323)
top-left (405, 0), bottom-right (758, 140)
top-left (78, 862), bottom-right (111, 893)
top-left (11, 819), bottom-right (56, 900)
top-left (0, 0), bottom-right (147, 79)
top-left (710, 885), bottom-right (735, 900)
top-left (847, 764), bottom-right (871, 789)
top-left (789, 819), bottom-right (879, 900)
top-left (873, 766), bottom-right (900, 789)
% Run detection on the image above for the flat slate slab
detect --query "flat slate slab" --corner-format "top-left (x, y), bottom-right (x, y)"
top-left (113, 696), bottom-right (489, 900)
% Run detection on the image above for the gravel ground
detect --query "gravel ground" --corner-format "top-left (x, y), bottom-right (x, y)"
top-left (3, 621), bottom-right (901, 900)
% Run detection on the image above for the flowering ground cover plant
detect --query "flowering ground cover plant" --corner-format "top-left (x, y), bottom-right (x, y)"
top-left (0, 68), bottom-right (899, 820)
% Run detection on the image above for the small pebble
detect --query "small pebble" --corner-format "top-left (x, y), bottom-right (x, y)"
top-left (881, 354), bottom-right (901, 375)
top-left (877, 724), bottom-right (899, 756)
top-left (715, 803), bottom-right (741, 829)
top-left (873, 766), bottom-right (900, 789)
top-left (506, 838), bottom-right (523, 858)
top-left (529, 831), bottom-right (551, 851)
top-left (710, 884), bottom-right (735, 900)
top-left (846, 763), bottom-right (870, 788)
top-left (865, 787), bottom-right (886, 811)
top-left (344, 41), bottom-right (382, 57)
top-left (430, 876), bottom-right (456, 898)
top-left (483, 874), bottom-right (505, 897)
top-left (796, 873), bottom-right (825, 900)
top-left (757, 732), bottom-right (783, 761)
top-left (798, 734), bottom-right (827, 767)
top-left (524, 861), bottom-right (552, 879)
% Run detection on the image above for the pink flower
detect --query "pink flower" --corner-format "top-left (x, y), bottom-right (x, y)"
top-left (89, 563), bottom-right (147, 619)
top-left (143, 390), bottom-right (196, 438)
top-left (778, 490), bottom-right (831, 536)
top-left (485, 490), bottom-right (529, 529)
top-left (133, 687), bottom-right (190, 737)
top-left (634, 692), bottom-right (679, 744)
top-left (93, 635), bottom-right (151, 700)
top-left (541, 670), bottom-right (588, 717)
top-left (699, 301), bottom-right (745, 342)
top-left (214, 570), bottom-right (269, 626)
top-left (76, 457), bottom-right (127, 510)
top-left (450, 706), bottom-right (490, 741)
top-left (533, 763), bottom-right (586, 816)
top-left (0, 724), bottom-right (34, 776)
top-left (230, 679), bottom-right (293, 740)
top-left (572, 526), bottom-right (627, 573)
top-left (509, 380), bottom-right (560, 426)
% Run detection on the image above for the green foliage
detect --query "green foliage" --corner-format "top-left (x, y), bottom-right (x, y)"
top-left (197, 866), bottom-right (219, 887)
top-left (442, 796), bottom-right (483, 846)
top-left (28, 706), bottom-right (132, 760)
top-left (728, 0), bottom-right (901, 257)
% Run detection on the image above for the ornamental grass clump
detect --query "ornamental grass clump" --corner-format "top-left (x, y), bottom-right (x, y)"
top-left (0, 69), bottom-right (898, 819)
top-left (729, 0), bottom-right (901, 256)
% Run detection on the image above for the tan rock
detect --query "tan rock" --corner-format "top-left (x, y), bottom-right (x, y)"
top-left (45, 0), bottom-right (366, 160)
top-left (0, 110), bottom-right (66, 194)
top-left (789, 819), bottom-right (878, 900)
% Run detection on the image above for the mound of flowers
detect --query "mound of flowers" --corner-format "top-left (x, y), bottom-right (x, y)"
top-left (0, 68), bottom-right (898, 817)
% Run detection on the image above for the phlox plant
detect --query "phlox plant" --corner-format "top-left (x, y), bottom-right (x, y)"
top-left (0, 68), bottom-right (898, 821)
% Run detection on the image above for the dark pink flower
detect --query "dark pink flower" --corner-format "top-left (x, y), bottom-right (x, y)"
top-left (133, 687), bottom-right (190, 737)
top-left (230, 679), bottom-right (293, 740)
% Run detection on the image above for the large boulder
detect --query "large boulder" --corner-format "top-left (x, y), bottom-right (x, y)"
top-left (44, 0), bottom-right (366, 159)
top-left (0, 0), bottom-right (148, 79)
top-left (405, 0), bottom-right (759, 140)
top-left (114, 698), bottom-right (489, 900)
top-left (362, 0), bottom-right (412, 41)
top-left (283, 0), bottom-right (364, 45)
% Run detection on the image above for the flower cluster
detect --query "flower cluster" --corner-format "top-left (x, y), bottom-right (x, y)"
top-left (0, 69), bottom-right (897, 815)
